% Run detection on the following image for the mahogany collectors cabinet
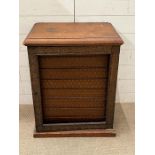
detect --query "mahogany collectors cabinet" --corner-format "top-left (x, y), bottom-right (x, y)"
top-left (24, 23), bottom-right (123, 137)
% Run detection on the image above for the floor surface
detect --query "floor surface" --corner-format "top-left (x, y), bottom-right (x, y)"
top-left (19, 103), bottom-right (135, 155)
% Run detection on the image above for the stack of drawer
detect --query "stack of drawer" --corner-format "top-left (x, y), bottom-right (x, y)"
top-left (38, 55), bottom-right (110, 123)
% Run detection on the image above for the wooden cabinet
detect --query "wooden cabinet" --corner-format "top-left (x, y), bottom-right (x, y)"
top-left (24, 23), bottom-right (123, 137)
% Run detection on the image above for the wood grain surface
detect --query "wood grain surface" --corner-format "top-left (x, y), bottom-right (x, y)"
top-left (34, 129), bottom-right (116, 137)
top-left (39, 54), bottom-right (109, 123)
top-left (26, 22), bottom-right (123, 133)
top-left (40, 68), bottom-right (108, 79)
top-left (42, 98), bottom-right (105, 108)
top-left (39, 55), bottom-right (109, 69)
top-left (24, 22), bottom-right (123, 46)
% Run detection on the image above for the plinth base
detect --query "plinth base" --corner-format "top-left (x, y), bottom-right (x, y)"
top-left (33, 129), bottom-right (116, 138)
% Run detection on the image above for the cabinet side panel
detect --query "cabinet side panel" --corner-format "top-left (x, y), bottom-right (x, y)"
top-left (28, 47), bottom-right (44, 131)
top-left (106, 46), bottom-right (120, 127)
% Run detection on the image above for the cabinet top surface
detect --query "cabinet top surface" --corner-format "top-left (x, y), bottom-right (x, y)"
top-left (24, 22), bottom-right (123, 46)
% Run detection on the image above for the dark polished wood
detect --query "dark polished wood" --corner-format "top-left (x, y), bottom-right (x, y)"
top-left (24, 22), bottom-right (123, 137)
top-left (34, 129), bottom-right (116, 137)
top-left (39, 55), bottom-right (109, 68)
top-left (41, 89), bottom-right (106, 98)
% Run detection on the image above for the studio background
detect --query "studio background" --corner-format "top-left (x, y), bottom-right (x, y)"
top-left (19, 0), bottom-right (134, 104)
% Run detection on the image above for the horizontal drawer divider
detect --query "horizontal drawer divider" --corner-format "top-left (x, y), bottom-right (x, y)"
top-left (40, 77), bottom-right (107, 80)
top-left (43, 107), bottom-right (104, 109)
top-left (43, 106), bottom-right (104, 108)
top-left (42, 96), bottom-right (106, 99)
top-left (39, 66), bottom-right (108, 69)
top-left (44, 116), bottom-right (105, 119)
top-left (41, 87), bottom-right (107, 90)
top-left (42, 97), bottom-right (105, 100)
top-left (44, 114), bottom-right (104, 118)
top-left (44, 114), bottom-right (105, 118)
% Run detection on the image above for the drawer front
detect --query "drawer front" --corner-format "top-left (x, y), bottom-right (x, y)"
top-left (42, 98), bottom-right (105, 108)
top-left (38, 55), bottom-right (109, 123)
top-left (40, 68), bottom-right (108, 79)
top-left (43, 108), bottom-right (105, 123)
top-left (41, 89), bottom-right (106, 98)
top-left (41, 79), bottom-right (107, 89)
top-left (39, 55), bottom-right (109, 68)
